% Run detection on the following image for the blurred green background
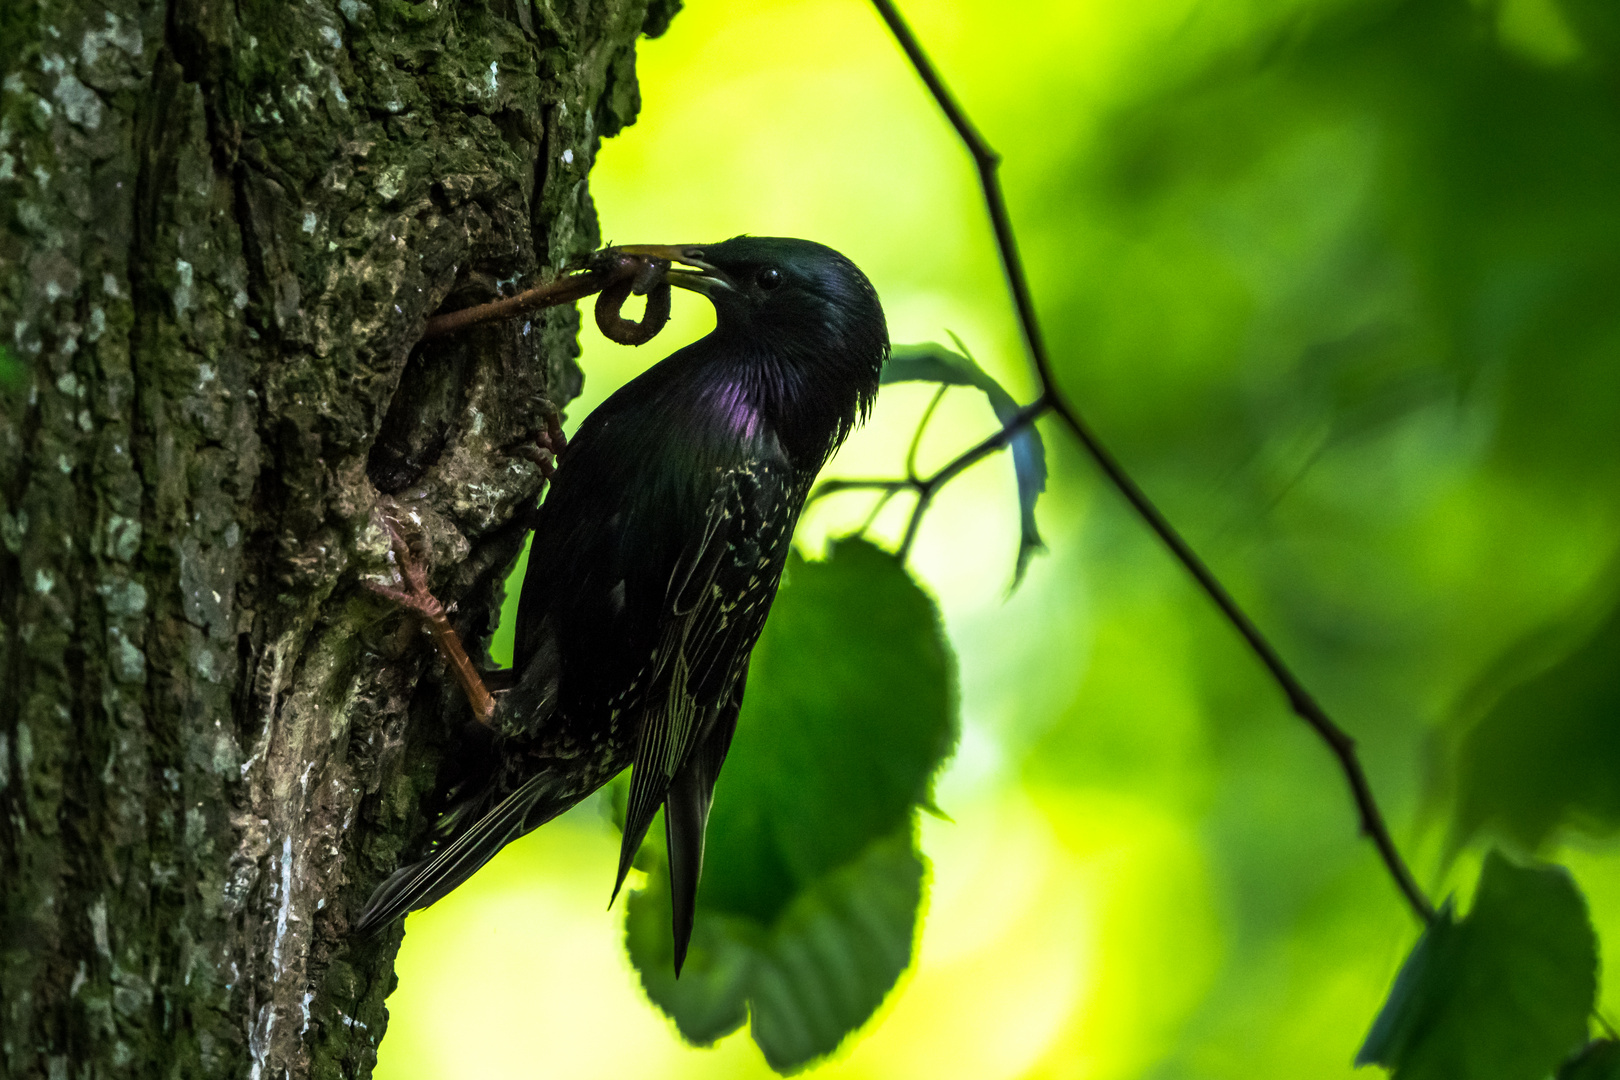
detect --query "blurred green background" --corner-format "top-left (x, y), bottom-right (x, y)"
top-left (375, 0), bottom-right (1620, 1076)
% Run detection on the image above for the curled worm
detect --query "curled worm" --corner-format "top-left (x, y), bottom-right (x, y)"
top-left (595, 275), bottom-right (672, 345)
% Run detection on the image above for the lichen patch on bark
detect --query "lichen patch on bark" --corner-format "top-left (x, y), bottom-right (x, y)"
top-left (0, 0), bottom-right (682, 1076)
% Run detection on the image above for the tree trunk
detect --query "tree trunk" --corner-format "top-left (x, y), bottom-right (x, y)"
top-left (0, 0), bottom-right (674, 1075)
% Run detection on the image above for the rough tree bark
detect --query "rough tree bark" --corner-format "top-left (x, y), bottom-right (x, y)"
top-left (0, 0), bottom-right (677, 1075)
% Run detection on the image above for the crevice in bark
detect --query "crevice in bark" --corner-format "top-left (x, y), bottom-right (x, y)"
top-left (0, 0), bottom-right (675, 1076)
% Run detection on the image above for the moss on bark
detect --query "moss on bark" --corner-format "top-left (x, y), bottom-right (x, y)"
top-left (0, 0), bottom-right (678, 1075)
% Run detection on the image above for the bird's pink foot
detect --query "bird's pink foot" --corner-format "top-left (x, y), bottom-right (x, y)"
top-left (368, 511), bottom-right (497, 725)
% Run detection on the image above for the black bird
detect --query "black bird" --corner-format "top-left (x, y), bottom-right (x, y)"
top-left (356, 237), bottom-right (889, 973)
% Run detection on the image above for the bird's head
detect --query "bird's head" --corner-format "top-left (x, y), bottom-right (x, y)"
top-left (619, 236), bottom-right (887, 370)
top-left (615, 237), bottom-right (889, 460)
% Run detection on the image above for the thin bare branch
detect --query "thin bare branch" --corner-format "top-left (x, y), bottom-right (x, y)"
top-left (869, 0), bottom-right (1435, 925)
top-left (421, 248), bottom-right (672, 342)
top-left (421, 269), bottom-right (610, 339)
top-left (829, 396), bottom-right (1048, 565)
top-left (907, 385), bottom-right (950, 483)
top-left (923, 397), bottom-right (1048, 493)
top-left (808, 477), bottom-right (917, 506)
top-left (895, 494), bottom-right (930, 563)
top-left (857, 487), bottom-right (902, 538)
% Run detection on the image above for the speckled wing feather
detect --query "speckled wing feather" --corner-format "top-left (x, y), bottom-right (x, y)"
top-left (352, 766), bottom-right (575, 936)
top-left (611, 458), bottom-right (795, 905)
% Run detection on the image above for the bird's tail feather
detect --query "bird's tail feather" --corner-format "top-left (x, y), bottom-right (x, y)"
top-left (353, 768), bottom-right (574, 936)
top-left (665, 707), bottom-right (740, 975)
top-left (664, 753), bottom-right (715, 976)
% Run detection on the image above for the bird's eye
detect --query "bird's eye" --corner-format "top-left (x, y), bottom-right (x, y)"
top-left (756, 267), bottom-right (782, 290)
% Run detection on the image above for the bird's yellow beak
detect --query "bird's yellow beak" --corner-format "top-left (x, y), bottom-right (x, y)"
top-left (612, 245), bottom-right (733, 296)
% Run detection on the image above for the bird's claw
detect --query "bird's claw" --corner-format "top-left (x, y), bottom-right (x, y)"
top-left (510, 408), bottom-right (570, 481)
top-left (539, 410), bottom-right (568, 478)
top-left (367, 513), bottom-right (447, 622)
top-left (367, 507), bottom-right (498, 726)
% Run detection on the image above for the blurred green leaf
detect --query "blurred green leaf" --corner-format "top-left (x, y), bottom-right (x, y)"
top-left (884, 342), bottom-right (1048, 585)
top-left (1453, 594), bottom-right (1620, 852)
top-left (0, 344), bottom-right (23, 391)
top-left (700, 537), bottom-right (958, 920)
top-left (1074, 0), bottom-right (1620, 491)
top-left (626, 859), bottom-right (754, 1046)
top-left (628, 828), bottom-right (923, 1071)
top-left (1560, 1041), bottom-right (1620, 1080)
top-left (626, 537), bottom-right (957, 1071)
top-left (1358, 850), bottom-right (1596, 1079)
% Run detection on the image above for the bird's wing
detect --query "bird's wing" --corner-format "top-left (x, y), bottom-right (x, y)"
top-left (611, 460), bottom-right (791, 905)
top-left (353, 765), bottom-right (577, 936)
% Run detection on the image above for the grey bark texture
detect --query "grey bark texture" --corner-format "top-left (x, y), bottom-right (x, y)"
top-left (0, 0), bottom-right (678, 1075)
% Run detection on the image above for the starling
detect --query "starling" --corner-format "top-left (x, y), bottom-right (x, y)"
top-left (357, 237), bottom-right (889, 973)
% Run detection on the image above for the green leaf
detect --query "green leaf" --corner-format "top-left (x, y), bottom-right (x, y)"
top-left (1358, 897), bottom-right (1455, 1070)
top-left (627, 828), bottom-right (923, 1071)
top-left (1358, 850), bottom-right (1597, 1079)
top-left (1453, 594), bottom-right (1620, 852)
top-left (702, 537), bottom-right (958, 922)
top-left (744, 831), bottom-right (923, 1071)
top-left (626, 865), bottom-right (755, 1046)
top-left (1560, 1041), bottom-right (1620, 1080)
top-left (626, 537), bottom-right (958, 1072)
top-left (0, 344), bottom-right (24, 391)
top-left (884, 340), bottom-right (1047, 586)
